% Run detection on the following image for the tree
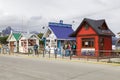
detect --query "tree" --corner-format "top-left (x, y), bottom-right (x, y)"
top-left (37, 33), bottom-right (44, 45)
top-left (0, 36), bottom-right (9, 44)
top-left (37, 33), bottom-right (43, 39)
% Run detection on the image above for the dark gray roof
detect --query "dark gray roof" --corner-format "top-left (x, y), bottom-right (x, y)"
top-left (70, 18), bottom-right (115, 37)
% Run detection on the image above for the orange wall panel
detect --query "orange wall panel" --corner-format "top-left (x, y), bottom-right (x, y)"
top-left (77, 25), bottom-right (96, 35)
top-left (76, 36), bottom-right (99, 56)
top-left (104, 36), bottom-right (112, 56)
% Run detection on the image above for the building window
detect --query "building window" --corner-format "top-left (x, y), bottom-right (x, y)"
top-left (101, 24), bottom-right (108, 30)
top-left (84, 24), bottom-right (89, 30)
top-left (28, 39), bottom-right (35, 46)
top-left (99, 38), bottom-right (104, 49)
top-left (82, 38), bottom-right (94, 48)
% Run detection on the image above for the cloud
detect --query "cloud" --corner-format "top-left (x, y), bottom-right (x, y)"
top-left (63, 0), bottom-right (120, 35)
top-left (0, 15), bottom-right (47, 33)
top-left (0, 0), bottom-right (120, 34)
top-left (67, 8), bottom-right (120, 35)
top-left (30, 16), bottom-right (42, 20)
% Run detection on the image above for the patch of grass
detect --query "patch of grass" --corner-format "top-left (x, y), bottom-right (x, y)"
top-left (112, 62), bottom-right (120, 64)
top-left (107, 61), bottom-right (120, 64)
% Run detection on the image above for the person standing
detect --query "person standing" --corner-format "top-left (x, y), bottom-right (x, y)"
top-left (0, 44), bottom-right (2, 54)
top-left (33, 43), bottom-right (38, 55)
top-left (54, 46), bottom-right (58, 58)
top-left (63, 42), bottom-right (68, 56)
top-left (45, 45), bottom-right (51, 58)
top-left (45, 44), bottom-right (50, 54)
top-left (71, 42), bottom-right (76, 55)
top-left (67, 42), bottom-right (71, 56)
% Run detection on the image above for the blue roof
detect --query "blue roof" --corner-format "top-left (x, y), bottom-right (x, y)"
top-left (49, 22), bottom-right (75, 40)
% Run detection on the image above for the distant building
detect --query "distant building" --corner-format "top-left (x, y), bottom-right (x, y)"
top-left (19, 33), bottom-right (40, 53)
top-left (7, 32), bottom-right (21, 53)
top-left (7, 32), bottom-right (40, 53)
top-left (115, 33), bottom-right (120, 50)
top-left (112, 37), bottom-right (118, 50)
top-left (42, 20), bottom-right (75, 54)
top-left (70, 18), bottom-right (115, 56)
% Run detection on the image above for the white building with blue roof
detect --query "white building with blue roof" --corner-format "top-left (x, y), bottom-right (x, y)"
top-left (42, 20), bottom-right (75, 54)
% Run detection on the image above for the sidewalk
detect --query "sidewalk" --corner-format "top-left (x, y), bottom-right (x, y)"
top-left (0, 53), bottom-right (120, 66)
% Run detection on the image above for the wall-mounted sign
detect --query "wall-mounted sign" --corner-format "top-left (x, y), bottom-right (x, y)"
top-left (81, 48), bottom-right (95, 56)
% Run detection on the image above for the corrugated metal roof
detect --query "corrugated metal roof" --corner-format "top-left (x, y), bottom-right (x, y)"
top-left (49, 22), bottom-right (75, 40)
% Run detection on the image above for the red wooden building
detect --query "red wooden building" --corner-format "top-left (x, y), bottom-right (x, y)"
top-left (70, 18), bottom-right (115, 56)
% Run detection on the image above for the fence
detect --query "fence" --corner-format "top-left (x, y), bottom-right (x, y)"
top-left (0, 47), bottom-right (10, 55)
top-left (36, 48), bottom-right (120, 62)
top-left (1, 48), bottom-right (120, 63)
top-left (29, 48), bottom-right (119, 63)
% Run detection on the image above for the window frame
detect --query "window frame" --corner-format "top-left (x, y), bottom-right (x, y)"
top-left (82, 38), bottom-right (95, 48)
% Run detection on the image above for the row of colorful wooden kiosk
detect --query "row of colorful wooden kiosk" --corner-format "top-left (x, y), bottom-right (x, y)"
top-left (43, 18), bottom-right (115, 57)
top-left (7, 32), bottom-right (40, 53)
top-left (7, 18), bottom-right (115, 57)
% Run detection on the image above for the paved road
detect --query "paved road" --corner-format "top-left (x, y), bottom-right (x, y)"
top-left (0, 55), bottom-right (120, 80)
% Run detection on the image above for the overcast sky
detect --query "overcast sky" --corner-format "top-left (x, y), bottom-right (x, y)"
top-left (0, 0), bottom-right (120, 35)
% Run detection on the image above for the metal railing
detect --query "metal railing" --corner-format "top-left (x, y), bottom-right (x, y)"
top-left (1, 48), bottom-right (120, 63)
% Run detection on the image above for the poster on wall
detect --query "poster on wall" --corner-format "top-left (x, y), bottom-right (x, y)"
top-left (81, 48), bottom-right (95, 56)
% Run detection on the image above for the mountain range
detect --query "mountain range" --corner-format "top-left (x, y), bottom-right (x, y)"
top-left (2, 26), bottom-right (39, 36)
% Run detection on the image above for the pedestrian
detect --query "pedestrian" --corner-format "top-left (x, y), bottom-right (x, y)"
top-left (54, 46), bottom-right (58, 54)
top-left (54, 46), bottom-right (58, 58)
top-left (33, 43), bottom-right (38, 55)
top-left (71, 42), bottom-right (76, 55)
top-left (45, 44), bottom-right (50, 54)
top-left (6, 45), bottom-right (10, 54)
top-left (63, 42), bottom-right (68, 56)
top-left (61, 46), bottom-right (65, 57)
top-left (0, 44), bottom-right (2, 53)
top-left (67, 42), bottom-right (71, 56)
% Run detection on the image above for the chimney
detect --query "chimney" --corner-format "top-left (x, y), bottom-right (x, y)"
top-left (60, 20), bottom-right (63, 24)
